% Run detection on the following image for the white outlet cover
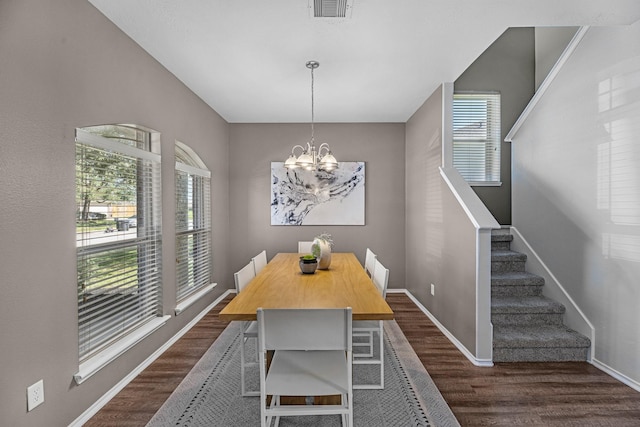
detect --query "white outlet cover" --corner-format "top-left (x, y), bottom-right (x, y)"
top-left (27, 379), bottom-right (44, 411)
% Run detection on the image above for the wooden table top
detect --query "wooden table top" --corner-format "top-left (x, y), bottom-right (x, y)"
top-left (219, 252), bottom-right (394, 321)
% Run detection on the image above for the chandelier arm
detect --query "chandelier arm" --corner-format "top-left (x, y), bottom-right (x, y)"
top-left (290, 144), bottom-right (307, 155)
top-left (317, 143), bottom-right (331, 156)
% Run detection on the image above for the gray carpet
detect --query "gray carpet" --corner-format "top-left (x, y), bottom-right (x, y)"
top-left (147, 320), bottom-right (459, 427)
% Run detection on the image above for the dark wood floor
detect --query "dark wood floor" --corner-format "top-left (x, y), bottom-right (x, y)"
top-left (85, 293), bottom-right (640, 426)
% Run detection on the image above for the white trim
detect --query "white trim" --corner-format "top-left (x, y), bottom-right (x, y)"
top-left (387, 289), bottom-right (494, 367)
top-left (509, 226), bottom-right (595, 360)
top-left (505, 26), bottom-right (589, 143)
top-left (175, 161), bottom-right (211, 178)
top-left (75, 128), bottom-right (161, 163)
top-left (592, 358), bottom-right (640, 393)
top-left (74, 315), bottom-right (171, 385)
top-left (439, 167), bottom-right (500, 231)
top-left (69, 289), bottom-right (236, 427)
top-left (175, 283), bottom-right (217, 315)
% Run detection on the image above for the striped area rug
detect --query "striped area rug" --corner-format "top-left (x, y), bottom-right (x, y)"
top-left (147, 320), bottom-right (459, 427)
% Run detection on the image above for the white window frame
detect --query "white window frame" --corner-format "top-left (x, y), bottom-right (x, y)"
top-left (74, 125), bottom-right (167, 384)
top-left (452, 92), bottom-right (502, 186)
top-left (174, 142), bottom-right (214, 315)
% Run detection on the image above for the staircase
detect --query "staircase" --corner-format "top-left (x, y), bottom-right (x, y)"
top-left (491, 229), bottom-right (591, 362)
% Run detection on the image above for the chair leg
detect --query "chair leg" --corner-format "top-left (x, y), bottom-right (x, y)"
top-left (241, 334), bottom-right (260, 396)
top-left (353, 322), bottom-right (384, 389)
top-left (378, 322), bottom-right (384, 389)
top-left (240, 333), bottom-right (247, 396)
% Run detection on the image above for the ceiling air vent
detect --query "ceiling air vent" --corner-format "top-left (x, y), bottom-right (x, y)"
top-left (310, 0), bottom-right (353, 18)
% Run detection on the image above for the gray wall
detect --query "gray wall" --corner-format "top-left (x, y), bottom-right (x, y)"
top-left (512, 22), bottom-right (640, 385)
top-left (0, 0), bottom-right (230, 425)
top-left (228, 123), bottom-right (406, 290)
top-left (534, 27), bottom-right (578, 90)
top-left (405, 85), bottom-right (479, 355)
top-left (455, 28), bottom-right (536, 225)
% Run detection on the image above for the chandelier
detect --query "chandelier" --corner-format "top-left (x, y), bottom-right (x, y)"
top-left (284, 61), bottom-right (338, 172)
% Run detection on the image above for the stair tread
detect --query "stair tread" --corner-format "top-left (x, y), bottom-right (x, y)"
top-left (492, 271), bottom-right (545, 284)
top-left (492, 296), bottom-right (565, 313)
top-left (493, 324), bottom-right (591, 348)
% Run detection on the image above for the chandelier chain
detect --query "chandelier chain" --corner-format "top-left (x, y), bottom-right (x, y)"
top-left (310, 64), bottom-right (315, 142)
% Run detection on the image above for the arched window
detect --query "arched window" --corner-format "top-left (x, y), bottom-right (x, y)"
top-left (75, 124), bottom-right (163, 375)
top-left (175, 142), bottom-right (212, 304)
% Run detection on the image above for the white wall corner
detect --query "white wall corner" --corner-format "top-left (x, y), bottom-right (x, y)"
top-left (441, 82), bottom-right (454, 168)
top-left (476, 228), bottom-right (494, 361)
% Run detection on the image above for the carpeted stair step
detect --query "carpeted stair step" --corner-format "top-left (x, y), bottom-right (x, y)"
top-left (491, 232), bottom-right (513, 251)
top-left (493, 324), bottom-right (591, 362)
top-left (491, 250), bottom-right (527, 273)
top-left (492, 296), bottom-right (565, 325)
top-left (491, 271), bottom-right (545, 297)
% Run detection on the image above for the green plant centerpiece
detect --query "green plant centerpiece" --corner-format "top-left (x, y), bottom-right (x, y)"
top-left (312, 232), bottom-right (333, 270)
top-left (299, 253), bottom-right (318, 274)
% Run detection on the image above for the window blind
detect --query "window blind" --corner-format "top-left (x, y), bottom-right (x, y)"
top-left (175, 149), bottom-right (212, 302)
top-left (75, 126), bottom-right (162, 361)
top-left (453, 92), bottom-right (501, 184)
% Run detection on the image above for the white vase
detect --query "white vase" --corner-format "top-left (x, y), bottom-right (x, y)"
top-left (313, 238), bottom-right (332, 270)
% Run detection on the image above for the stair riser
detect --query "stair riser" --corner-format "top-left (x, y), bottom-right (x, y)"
top-left (492, 313), bottom-right (564, 326)
top-left (492, 261), bottom-right (526, 273)
top-left (491, 286), bottom-right (543, 297)
top-left (491, 242), bottom-right (512, 250)
top-left (493, 347), bottom-right (589, 362)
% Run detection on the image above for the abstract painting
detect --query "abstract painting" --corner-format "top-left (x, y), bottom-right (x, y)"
top-left (271, 161), bottom-right (365, 225)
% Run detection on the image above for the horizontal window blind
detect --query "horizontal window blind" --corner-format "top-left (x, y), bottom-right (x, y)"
top-left (76, 126), bottom-right (162, 361)
top-left (175, 154), bottom-right (212, 302)
top-left (453, 93), bottom-right (501, 184)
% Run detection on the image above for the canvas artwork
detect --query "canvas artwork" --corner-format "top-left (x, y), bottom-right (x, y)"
top-left (271, 161), bottom-right (365, 225)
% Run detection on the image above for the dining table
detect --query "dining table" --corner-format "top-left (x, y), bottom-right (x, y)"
top-left (219, 252), bottom-right (394, 322)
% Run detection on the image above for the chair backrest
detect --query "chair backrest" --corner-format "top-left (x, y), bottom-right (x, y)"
top-left (372, 259), bottom-right (389, 298)
top-left (252, 250), bottom-right (267, 275)
top-left (298, 241), bottom-right (314, 254)
top-left (364, 248), bottom-right (377, 277)
top-left (234, 261), bottom-right (256, 294)
top-left (258, 308), bottom-right (352, 352)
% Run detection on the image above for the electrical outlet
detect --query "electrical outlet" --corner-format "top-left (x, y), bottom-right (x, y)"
top-left (430, 283), bottom-right (435, 296)
top-left (27, 379), bottom-right (44, 411)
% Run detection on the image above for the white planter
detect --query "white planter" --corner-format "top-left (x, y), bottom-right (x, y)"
top-left (313, 238), bottom-right (332, 270)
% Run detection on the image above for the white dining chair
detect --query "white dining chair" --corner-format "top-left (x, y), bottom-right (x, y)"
top-left (298, 241), bottom-right (314, 254)
top-left (252, 250), bottom-right (267, 275)
top-left (352, 258), bottom-right (389, 389)
top-left (234, 260), bottom-right (259, 396)
top-left (257, 307), bottom-right (353, 427)
top-left (364, 248), bottom-right (377, 277)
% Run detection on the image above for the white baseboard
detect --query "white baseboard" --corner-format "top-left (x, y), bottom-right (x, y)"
top-left (387, 289), bottom-right (493, 367)
top-left (591, 358), bottom-right (640, 393)
top-left (69, 289), bottom-right (236, 427)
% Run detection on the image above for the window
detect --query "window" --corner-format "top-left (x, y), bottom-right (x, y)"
top-left (453, 92), bottom-right (501, 185)
top-left (75, 125), bottom-right (162, 362)
top-left (175, 142), bottom-right (212, 304)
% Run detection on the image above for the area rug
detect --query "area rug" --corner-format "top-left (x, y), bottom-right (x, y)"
top-left (147, 320), bottom-right (459, 427)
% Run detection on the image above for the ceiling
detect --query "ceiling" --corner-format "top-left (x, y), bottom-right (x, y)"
top-left (89, 0), bottom-right (640, 123)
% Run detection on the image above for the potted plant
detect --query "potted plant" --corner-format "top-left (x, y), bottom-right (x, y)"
top-left (299, 254), bottom-right (318, 274)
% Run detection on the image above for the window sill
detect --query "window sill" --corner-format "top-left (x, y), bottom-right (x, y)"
top-left (469, 181), bottom-right (502, 187)
top-left (175, 283), bottom-right (217, 316)
top-left (74, 315), bottom-right (171, 385)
